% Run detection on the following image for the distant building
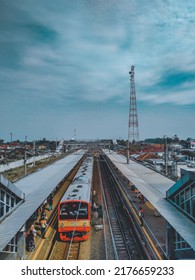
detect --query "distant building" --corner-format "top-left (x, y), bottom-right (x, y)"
top-left (190, 141), bottom-right (195, 150)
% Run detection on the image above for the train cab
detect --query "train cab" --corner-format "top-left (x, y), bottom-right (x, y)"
top-left (58, 200), bottom-right (91, 241)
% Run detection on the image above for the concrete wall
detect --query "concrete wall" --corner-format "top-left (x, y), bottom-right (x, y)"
top-left (0, 154), bottom-right (52, 173)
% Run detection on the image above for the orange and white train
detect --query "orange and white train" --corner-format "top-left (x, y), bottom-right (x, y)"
top-left (58, 156), bottom-right (93, 241)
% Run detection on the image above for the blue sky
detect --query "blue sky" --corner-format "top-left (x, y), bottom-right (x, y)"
top-left (0, 0), bottom-right (195, 142)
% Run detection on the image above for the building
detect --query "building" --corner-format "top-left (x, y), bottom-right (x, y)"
top-left (166, 169), bottom-right (195, 259)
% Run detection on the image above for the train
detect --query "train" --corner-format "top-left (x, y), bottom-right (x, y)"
top-left (58, 156), bottom-right (93, 241)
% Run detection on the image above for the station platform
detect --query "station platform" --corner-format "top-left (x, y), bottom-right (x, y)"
top-left (0, 151), bottom-right (85, 257)
top-left (25, 155), bottom-right (84, 260)
top-left (103, 149), bottom-right (195, 259)
top-left (124, 182), bottom-right (166, 259)
top-left (25, 190), bottom-right (61, 260)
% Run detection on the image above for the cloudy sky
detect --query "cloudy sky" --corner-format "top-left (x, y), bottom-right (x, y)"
top-left (0, 0), bottom-right (195, 142)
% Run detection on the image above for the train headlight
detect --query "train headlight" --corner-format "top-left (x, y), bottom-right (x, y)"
top-left (83, 222), bottom-right (86, 228)
top-left (61, 223), bottom-right (65, 228)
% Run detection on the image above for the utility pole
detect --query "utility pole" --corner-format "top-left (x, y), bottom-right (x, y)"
top-left (10, 132), bottom-right (13, 143)
top-left (74, 128), bottom-right (76, 140)
top-left (33, 141), bottom-right (36, 166)
top-left (24, 150), bottom-right (27, 176)
top-left (164, 135), bottom-right (168, 175)
top-left (74, 128), bottom-right (77, 153)
top-left (127, 140), bottom-right (130, 164)
top-left (24, 149), bottom-right (35, 176)
top-left (25, 135), bottom-right (27, 146)
top-left (127, 65), bottom-right (139, 163)
top-left (10, 132), bottom-right (13, 149)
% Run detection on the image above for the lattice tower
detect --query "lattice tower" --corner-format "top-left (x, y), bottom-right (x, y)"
top-left (128, 65), bottom-right (139, 143)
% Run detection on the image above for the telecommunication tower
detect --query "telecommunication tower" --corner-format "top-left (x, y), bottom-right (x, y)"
top-left (127, 65), bottom-right (139, 163)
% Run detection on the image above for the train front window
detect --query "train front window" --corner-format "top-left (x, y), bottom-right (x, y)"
top-left (60, 202), bottom-right (88, 220)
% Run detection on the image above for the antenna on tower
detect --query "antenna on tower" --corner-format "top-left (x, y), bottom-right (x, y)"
top-left (127, 65), bottom-right (139, 164)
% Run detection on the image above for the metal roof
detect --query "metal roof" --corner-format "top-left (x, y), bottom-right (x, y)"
top-left (0, 151), bottom-right (85, 252)
top-left (61, 156), bottom-right (93, 203)
top-left (103, 150), bottom-right (195, 250)
top-left (0, 174), bottom-right (24, 200)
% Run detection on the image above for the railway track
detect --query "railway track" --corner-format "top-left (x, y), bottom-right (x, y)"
top-left (48, 239), bottom-right (68, 260)
top-left (66, 242), bottom-right (80, 260)
top-left (47, 218), bottom-right (81, 260)
top-left (104, 155), bottom-right (164, 260)
top-left (48, 237), bottom-right (80, 260)
top-left (27, 151), bottom-right (151, 260)
top-left (99, 155), bottom-right (146, 260)
top-left (104, 187), bottom-right (131, 260)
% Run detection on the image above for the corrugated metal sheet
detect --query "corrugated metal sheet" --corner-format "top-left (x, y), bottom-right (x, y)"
top-left (61, 156), bottom-right (93, 203)
top-left (104, 150), bottom-right (195, 250)
top-left (0, 151), bottom-right (85, 252)
top-left (0, 174), bottom-right (24, 199)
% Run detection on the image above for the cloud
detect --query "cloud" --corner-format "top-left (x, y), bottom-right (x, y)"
top-left (1, 0), bottom-right (195, 140)
top-left (139, 89), bottom-right (195, 105)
